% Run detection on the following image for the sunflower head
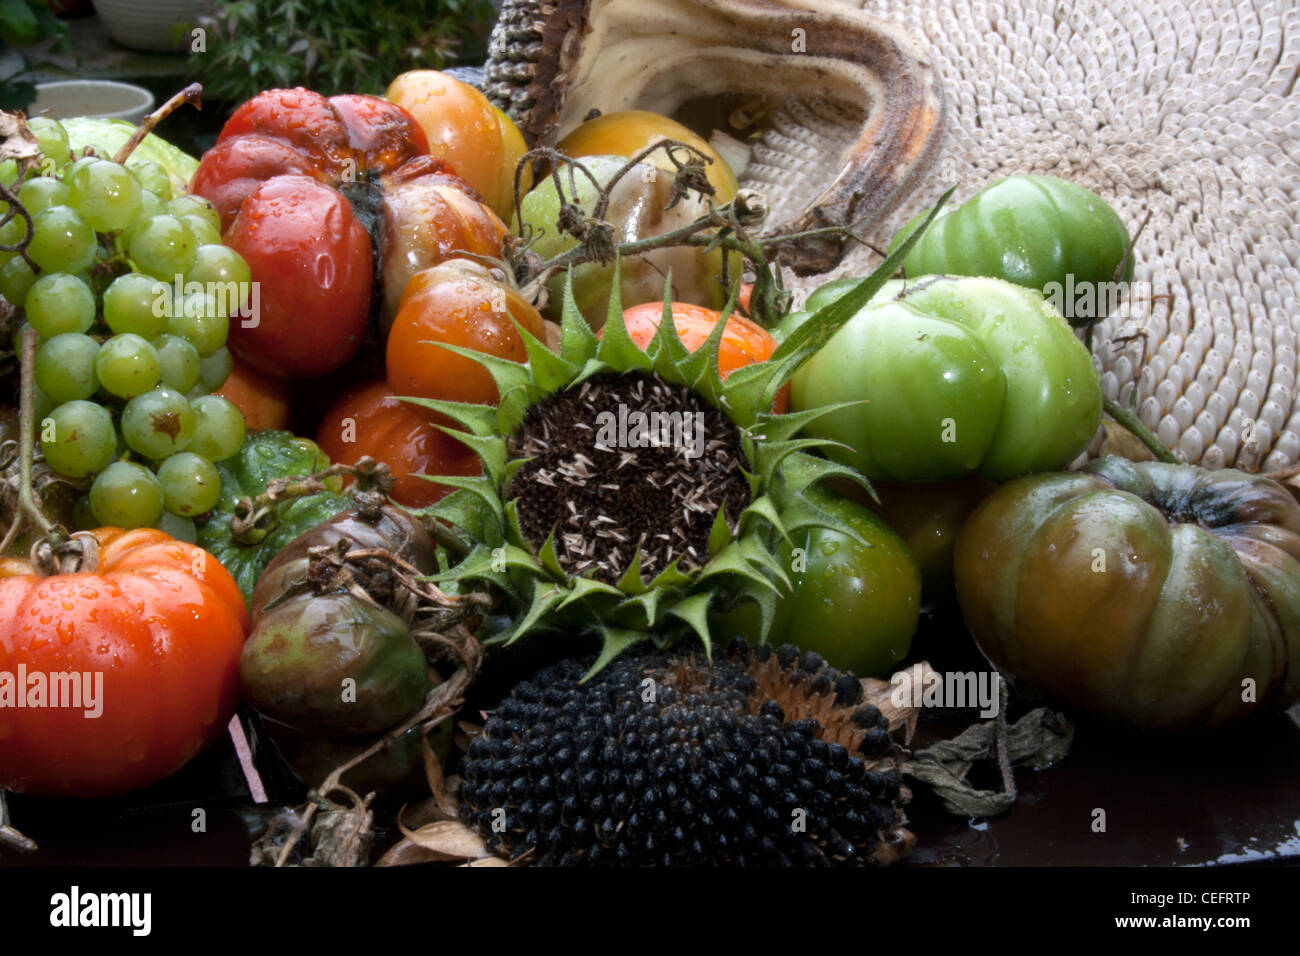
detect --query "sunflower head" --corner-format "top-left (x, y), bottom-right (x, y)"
top-left (410, 197), bottom-right (949, 674)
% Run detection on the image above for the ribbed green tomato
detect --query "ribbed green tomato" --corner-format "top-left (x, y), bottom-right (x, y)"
top-left (791, 275), bottom-right (1101, 482)
top-left (954, 457), bottom-right (1300, 732)
top-left (890, 175), bottom-right (1133, 324)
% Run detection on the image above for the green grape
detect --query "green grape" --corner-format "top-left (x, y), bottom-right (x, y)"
top-left (95, 333), bottom-right (161, 399)
top-left (120, 386), bottom-right (196, 458)
top-left (179, 214), bottom-right (222, 247)
top-left (152, 333), bottom-right (201, 392)
top-left (0, 214), bottom-right (25, 247)
top-left (167, 195), bottom-right (221, 231)
top-left (0, 159), bottom-right (17, 187)
top-left (35, 333), bottom-right (100, 403)
top-left (127, 214), bottom-right (196, 281)
top-left (90, 461), bottom-right (163, 528)
top-left (60, 155), bottom-right (99, 185)
top-left (128, 191), bottom-right (168, 236)
top-left (24, 272), bottom-right (95, 336)
top-left (39, 400), bottom-right (116, 479)
top-left (156, 451), bottom-right (221, 516)
top-left (153, 509), bottom-right (196, 543)
top-left (188, 394), bottom-right (245, 462)
top-left (68, 160), bottom-right (143, 233)
top-left (27, 118), bottom-right (71, 173)
top-left (0, 255), bottom-right (37, 305)
top-left (18, 177), bottom-right (71, 215)
top-left (28, 205), bottom-right (96, 273)
top-left (103, 272), bottom-right (172, 337)
top-left (33, 382), bottom-right (56, 425)
top-left (128, 161), bottom-right (172, 200)
top-left (169, 293), bottom-right (229, 355)
top-left (188, 244), bottom-right (251, 289)
top-left (197, 346), bottom-right (233, 391)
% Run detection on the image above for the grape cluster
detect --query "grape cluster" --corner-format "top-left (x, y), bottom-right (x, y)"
top-left (1, 118), bottom-right (249, 537)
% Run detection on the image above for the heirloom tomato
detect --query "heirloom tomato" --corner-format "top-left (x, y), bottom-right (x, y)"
top-left (954, 457), bottom-right (1300, 732)
top-left (891, 175), bottom-right (1133, 323)
top-left (619, 301), bottom-right (788, 412)
top-left (385, 260), bottom-right (546, 407)
top-left (0, 528), bottom-right (247, 797)
top-left (315, 381), bottom-right (481, 509)
top-left (791, 275), bottom-right (1101, 482)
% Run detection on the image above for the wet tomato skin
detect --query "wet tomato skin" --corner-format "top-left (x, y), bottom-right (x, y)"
top-left (224, 176), bottom-right (372, 381)
top-left (315, 380), bottom-right (482, 508)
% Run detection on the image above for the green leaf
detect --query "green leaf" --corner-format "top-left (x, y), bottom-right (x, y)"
top-left (420, 474), bottom-right (503, 524)
top-left (515, 316), bottom-right (578, 394)
top-left (420, 340), bottom-right (536, 404)
top-left (504, 580), bottom-right (567, 645)
top-left (594, 259), bottom-right (652, 372)
top-left (555, 574), bottom-right (625, 610)
top-left (584, 628), bottom-right (647, 681)
top-left (615, 550), bottom-right (647, 595)
top-left (738, 494), bottom-right (788, 541)
top-left (427, 428), bottom-right (508, 485)
top-left (537, 528), bottom-right (566, 580)
top-left (646, 558), bottom-right (692, 591)
top-left (666, 592), bottom-right (715, 658)
top-left (558, 268), bottom-right (601, 365)
top-left (707, 503), bottom-right (735, 556)
top-left (769, 186), bottom-right (956, 367)
top-left (396, 396), bottom-right (502, 437)
top-left (748, 401), bottom-right (868, 445)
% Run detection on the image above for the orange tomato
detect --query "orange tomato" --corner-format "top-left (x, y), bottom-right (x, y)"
top-left (316, 381), bottom-right (481, 509)
top-left (215, 358), bottom-right (291, 431)
top-left (619, 302), bottom-right (788, 412)
top-left (386, 70), bottom-right (509, 217)
top-left (0, 528), bottom-right (247, 797)
top-left (386, 260), bottom-right (546, 407)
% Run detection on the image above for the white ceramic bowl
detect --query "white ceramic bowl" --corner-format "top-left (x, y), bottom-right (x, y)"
top-left (91, 0), bottom-right (213, 53)
top-left (29, 80), bottom-right (156, 124)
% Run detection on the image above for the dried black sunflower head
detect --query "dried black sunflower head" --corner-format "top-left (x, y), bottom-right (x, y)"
top-left (459, 639), bottom-right (913, 866)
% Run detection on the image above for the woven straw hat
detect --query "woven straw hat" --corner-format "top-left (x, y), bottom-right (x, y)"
top-left (482, 0), bottom-right (1300, 471)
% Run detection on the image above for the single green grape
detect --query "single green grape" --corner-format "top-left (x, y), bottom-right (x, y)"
top-left (39, 400), bottom-right (116, 479)
top-left (120, 386), bottom-right (196, 458)
top-left (188, 394), bottom-right (245, 462)
top-left (0, 159), bottom-right (18, 187)
top-left (179, 214), bottom-right (222, 247)
top-left (103, 272), bottom-right (172, 337)
top-left (90, 461), bottom-right (164, 528)
top-left (127, 214), bottom-right (196, 281)
top-left (95, 333), bottom-right (161, 399)
top-left (156, 451), bottom-right (221, 516)
top-left (60, 155), bottom-right (99, 185)
top-left (17, 177), bottom-right (71, 215)
top-left (26, 118), bottom-right (71, 173)
top-left (27, 205), bottom-right (96, 273)
top-left (167, 195), bottom-right (221, 232)
top-left (35, 333), bottom-right (100, 403)
top-left (0, 256), bottom-right (38, 306)
top-left (128, 160), bottom-right (172, 200)
top-left (24, 272), bottom-right (96, 337)
top-left (187, 244), bottom-right (251, 289)
top-left (152, 333), bottom-right (201, 392)
top-left (68, 159), bottom-right (143, 233)
top-left (197, 346), bottom-right (234, 391)
top-left (169, 293), bottom-right (230, 355)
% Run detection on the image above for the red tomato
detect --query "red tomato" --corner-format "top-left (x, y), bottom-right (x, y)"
top-left (214, 358), bottom-right (291, 431)
top-left (219, 87), bottom-right (353, 174)
top-left (224, 176), bottom-right (372, 380)
top-left (618, 302), bottom-right (788, 412)
top-left (386, 261), bottom-right (546, 406)
top-left (190, 135), bottom-right (328, 232)
top-left (315, 381), bottom-right (481, 508)
top-left (0, 528), bottom-right (247, 797)
top-left (329, 94), bottom-right (429, 172)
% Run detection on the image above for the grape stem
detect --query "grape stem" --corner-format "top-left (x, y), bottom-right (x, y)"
top-left (112, 83), bottom-right (203, 166)
top-left (1, 328), bottom-right (58, 557)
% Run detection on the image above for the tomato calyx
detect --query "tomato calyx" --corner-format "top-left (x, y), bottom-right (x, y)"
top-left (227, 455), bottom-right (394, 547)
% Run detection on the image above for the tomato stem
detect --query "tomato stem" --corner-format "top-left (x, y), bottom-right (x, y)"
top-left (1102, 397), bottom-right (1180, 464)
top-left (112, 83), bottom-right (203, 166)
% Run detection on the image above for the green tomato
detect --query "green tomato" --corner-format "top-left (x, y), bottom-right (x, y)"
top-left (890, 175), bottom-right (1133, 325)
top-left (792, 275), bottom-right (1101, 482)
top-left (771, 309), bottom-right (810, 342)
top-left (519, 154), bottom-right (740, 327)
top-left (718, 488), bottom-right (921, 678)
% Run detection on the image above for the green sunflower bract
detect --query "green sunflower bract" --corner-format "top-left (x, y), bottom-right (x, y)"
top-left (405, 189), bottom-right (954, 676)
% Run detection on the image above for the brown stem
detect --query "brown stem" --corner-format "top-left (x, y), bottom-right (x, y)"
top-left (113, 84), bottom-right (202, 165)
top-left (0, 790), bottom-right (37, 854)
top-left (15, 328), bottom-right (56, 542)
top-left (1103, 397), bottom-right (1180, 464)
top-left (0, 182), bottom-right (37, 273)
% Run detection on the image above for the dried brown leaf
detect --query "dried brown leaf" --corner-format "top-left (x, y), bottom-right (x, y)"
top-left (421, 735), bottom-right (459, 819)
top-left (863, 660), bottom-right (937, 745)
top-left (396, 818), bottom-right (488, 861)
top-left (0, 111), bottom-right (41, 172)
